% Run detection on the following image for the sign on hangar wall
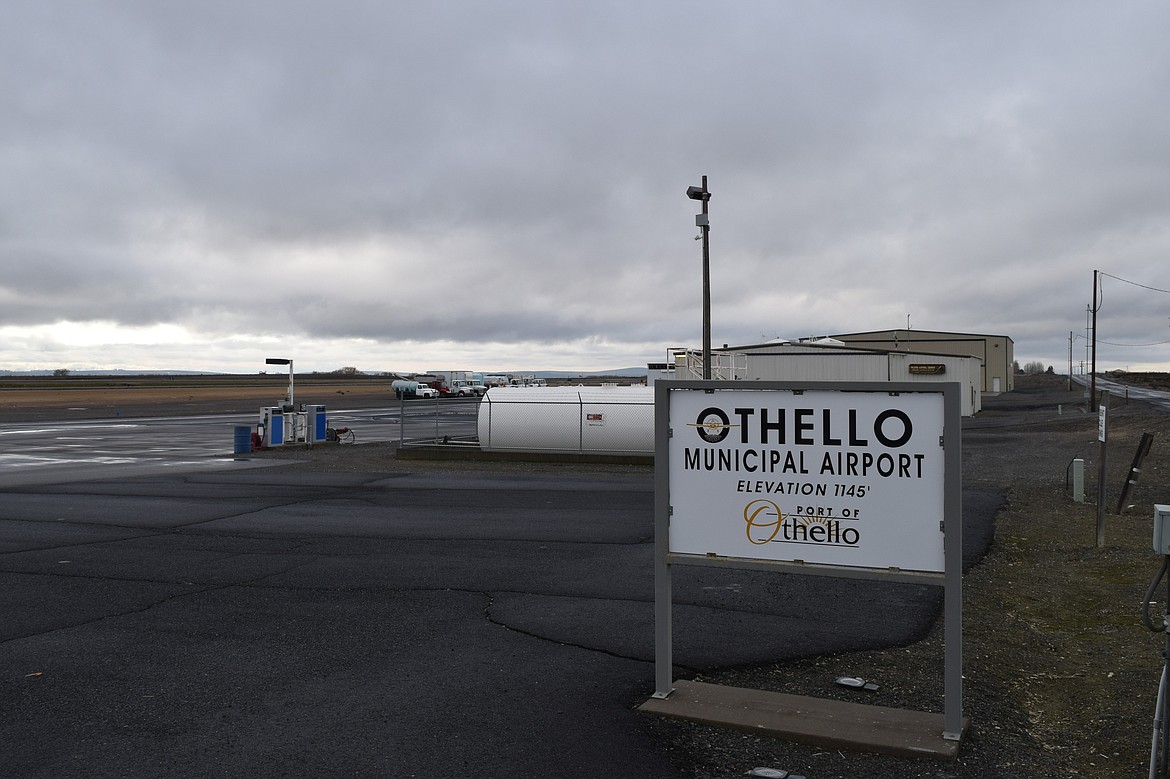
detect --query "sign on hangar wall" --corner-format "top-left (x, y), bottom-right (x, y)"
top-left (666, 383), bottom-right (951, 574)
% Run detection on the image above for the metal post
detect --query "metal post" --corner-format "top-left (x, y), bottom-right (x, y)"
top-left (265, 357), bottom-right (294, 407)
top-left (483, 393), bottom-right (490, 449)
top-left (1163, 569), bottom-right (1170, 772)
top-left (687, 177), bottom-right (712, 380)
top-left (1097, 401), bottom-right (1107, 548)
top-left (652, 382), bottom-right (674, 698)
top-left (943, 382), bottom-right (964, 740)
top-left (700, 175), bottom-right (711, 380)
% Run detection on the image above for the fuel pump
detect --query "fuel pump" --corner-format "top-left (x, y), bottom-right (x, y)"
top-left (304, 404), bottom-right (327, 444)
top-left (256, 359), bottom-right (329, 448)
top-left (260, 407), bottom-right (285, 447)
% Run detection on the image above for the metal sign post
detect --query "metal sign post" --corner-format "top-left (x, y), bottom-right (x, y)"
top-left (1097, 403), bottom-right (1107, 548)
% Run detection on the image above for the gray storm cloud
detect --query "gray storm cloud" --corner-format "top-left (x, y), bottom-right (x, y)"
top-left (2, 1), bottom-right (1169, 372)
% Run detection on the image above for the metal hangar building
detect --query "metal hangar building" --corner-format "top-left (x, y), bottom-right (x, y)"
top-left (826, 329), bottom-right (1014, 395)
top-left (651, 331), bottom-right (1011, 418)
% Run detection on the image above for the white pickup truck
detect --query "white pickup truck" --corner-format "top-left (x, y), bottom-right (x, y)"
top-left (450, 380), bottom-right (488, 397)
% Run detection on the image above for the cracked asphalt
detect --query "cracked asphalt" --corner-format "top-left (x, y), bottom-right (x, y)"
top-left (0, 461), bottom-right (996, 777)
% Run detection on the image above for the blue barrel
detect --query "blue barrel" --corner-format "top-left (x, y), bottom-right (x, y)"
top-left (233, 425), bottom-right (253, 454)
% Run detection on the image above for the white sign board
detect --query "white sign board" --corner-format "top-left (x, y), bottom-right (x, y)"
top-left (668, 387), bottom-right (946, 573)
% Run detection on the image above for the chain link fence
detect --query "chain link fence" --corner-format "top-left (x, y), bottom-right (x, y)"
top-left (398, 396), bottom-right (480, 447)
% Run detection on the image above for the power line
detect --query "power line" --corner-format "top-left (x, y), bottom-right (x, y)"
top-left (1099, 271), bottom-right (1170, 295)
top-left (1097, 339), bottom-right (1170, 348)
top-left (1085, 271), bottom-right (1170, 382)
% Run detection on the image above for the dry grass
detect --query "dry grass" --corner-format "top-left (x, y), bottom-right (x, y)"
top-left (960, 396), bottom-right (1170, 776)
top-left (0, 380), bottom-right (397, 422)
top-left (0, 383), bottom-right (386, 408)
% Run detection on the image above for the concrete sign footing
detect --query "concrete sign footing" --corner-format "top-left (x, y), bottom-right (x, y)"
top-left (638, 679), bottom-right (968, 760)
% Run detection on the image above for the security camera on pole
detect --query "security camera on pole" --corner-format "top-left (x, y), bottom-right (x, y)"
top-left (686, 177), bottom-right (712, 380)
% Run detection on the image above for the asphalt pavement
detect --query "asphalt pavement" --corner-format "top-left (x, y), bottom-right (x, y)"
top-left (0, 417), bottom-right (1001, 777)
top-left (0, 405), bottom-right (409, 487)
top-left (1074, 373), bottom-right (1170, 411)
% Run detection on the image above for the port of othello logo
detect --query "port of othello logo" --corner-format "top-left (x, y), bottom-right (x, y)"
top-left (743, 498), bottom-right (860, 548)
top-left (744, 499), bottom-right (784, 543)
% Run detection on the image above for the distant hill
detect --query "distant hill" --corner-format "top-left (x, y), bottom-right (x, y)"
top-left (531, 368), bottom-right (648, 379)
top-left (0, 367), bottom-right (650, 378)
top-left (0, 369), bottom-right (224, 376)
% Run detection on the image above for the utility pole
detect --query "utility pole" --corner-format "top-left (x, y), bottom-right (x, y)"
top-left (1090, 270), bottom-right (1099, 411)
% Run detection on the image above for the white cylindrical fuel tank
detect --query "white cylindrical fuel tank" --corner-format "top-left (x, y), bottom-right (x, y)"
top-left (392, 379), bottom-right (419, 396)
top-left (478, 386), bottom-right (653, 454)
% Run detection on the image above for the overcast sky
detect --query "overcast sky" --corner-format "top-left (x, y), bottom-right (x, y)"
top-left (3, 1), bottom-right (1169, 374)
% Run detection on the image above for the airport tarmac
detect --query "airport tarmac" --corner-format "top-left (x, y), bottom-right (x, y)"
top-left (0, 409), bottom-right (996, 777)
top-left (0, 406), bottom-right (405, 487)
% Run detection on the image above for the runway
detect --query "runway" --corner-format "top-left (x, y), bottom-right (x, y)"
top-left (0, 406), bottom-right (404, 487)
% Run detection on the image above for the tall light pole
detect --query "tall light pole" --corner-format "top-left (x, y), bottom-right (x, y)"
top-left (266, 357), bottom-right (294, 408)
top-left (687, 177), bottom-right (711, 379)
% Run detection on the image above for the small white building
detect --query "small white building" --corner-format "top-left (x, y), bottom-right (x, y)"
top-left (650, 340), bottom-right (983, 416)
